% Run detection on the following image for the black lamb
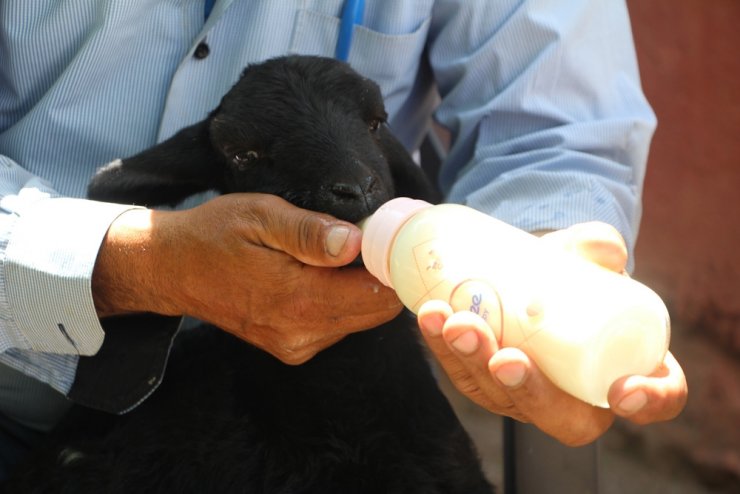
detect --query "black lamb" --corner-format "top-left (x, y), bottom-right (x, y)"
top-left (3, 56), bottom-right (494, 494)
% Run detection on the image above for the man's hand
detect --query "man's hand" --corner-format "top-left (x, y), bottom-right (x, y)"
top-left (92, 193), bottom-right (403, 364)
top-left (417, 222), bottom-right (688, 446)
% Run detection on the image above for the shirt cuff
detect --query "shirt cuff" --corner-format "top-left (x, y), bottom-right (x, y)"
top-left (2, 198), bottom-right (143, 355)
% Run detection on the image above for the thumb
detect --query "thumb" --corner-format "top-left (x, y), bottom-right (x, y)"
top-left (244, 194), bottom-right (362, 267)
top-left (541, 221), bottom-right (628, 273)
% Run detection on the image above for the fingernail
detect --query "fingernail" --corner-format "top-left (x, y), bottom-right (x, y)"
top-left (420, 314), bottom-right (444, 337)
top-left (326, 226), bottom-right (350, 257)
top-left (617, 390), bottom-right (648, 415)
top-left (451, 331), bottom-right (479, 355)
top-left (495, 363), bottom-right (526, 388)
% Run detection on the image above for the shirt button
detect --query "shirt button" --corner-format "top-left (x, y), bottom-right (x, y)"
top-left (193, 41), bottom-right (210, 59)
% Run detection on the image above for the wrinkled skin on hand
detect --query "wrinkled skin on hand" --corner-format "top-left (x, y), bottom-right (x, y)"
top-left (416, 221), bottom-right (688, 446)
top-left (93, 193), bottom-right (403, 365)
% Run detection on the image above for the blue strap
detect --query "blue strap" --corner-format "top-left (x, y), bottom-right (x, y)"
top-left (204, 0), bottom-right (216, 20)
top-left (335, 0), bottom-right (365, 62)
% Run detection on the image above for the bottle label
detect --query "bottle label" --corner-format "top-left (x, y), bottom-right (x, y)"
top-left (448, 279), bottom-right (504, 344)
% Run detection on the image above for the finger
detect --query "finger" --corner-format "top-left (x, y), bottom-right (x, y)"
top-left (417, 300), bottom-right (456, 358)
top-left (418, 301), bottom-right (515, 413)
top-left (248, 264), bottom-right (401, 346)
top-left (489, 347), bottom-right (615, 446)
top-left (222, 253), bottom-right (402, 348)
top-left (542, 221), bottom-right (628, 273)
top-left (419, 301), bottom-right (499, 366)
top-left (299, 265), bottom-right (403, 328)
top-left (417, 302), bottom-right (484, 398)
top-left (237, 193), bottom-right (363, 267)
top-left (233, 266), bottom-right (399, 364)
top-left (441, 311), bottom-right (499, 367)
top-left (609, 351), bottom-right (688, 424)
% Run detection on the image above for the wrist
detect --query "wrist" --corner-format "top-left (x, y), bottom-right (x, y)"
top-left (92, 208), bottom-right (180, 317)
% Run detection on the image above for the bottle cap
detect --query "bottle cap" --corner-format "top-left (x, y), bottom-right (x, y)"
top-left (360, 197), bottom-right (432, 288)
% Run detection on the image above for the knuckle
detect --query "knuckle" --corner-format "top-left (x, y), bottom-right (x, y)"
top-left (450, 373), bottom-right (481, 397)
top-left (562, 429), bottom-right (600, 447)
top-left (296, 214), bottom-right (325, 256)
top-left (277, 340), bottom-right (316, 366)
top-left (563, 414), bottom-right (613, 447)
top-left (249, 196), bottom-right (280, 230)
top-left (489, 399), bottom-right (524, 420)
top-left (279, 352), bottom-right (308, 366)
top-left (237, 194), bottom-right (286, 232)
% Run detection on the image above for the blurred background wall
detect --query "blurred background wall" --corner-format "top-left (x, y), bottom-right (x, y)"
top-left (621, 0), bottom-right (739, 490)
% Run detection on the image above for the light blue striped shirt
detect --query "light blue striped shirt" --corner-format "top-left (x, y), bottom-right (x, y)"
top-left (0, 0), bottom-right (655, 407)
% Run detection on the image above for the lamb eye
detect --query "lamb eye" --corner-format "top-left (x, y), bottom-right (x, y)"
top-left (233, 150), bottom-right (260, 168)
top-left (368, 119), bottom-right (382, 132)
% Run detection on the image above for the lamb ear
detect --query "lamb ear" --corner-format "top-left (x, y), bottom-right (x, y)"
top-left (87, 120), bottom-right (221, 207)
top-left (378, 125), bottom-right (441, 204)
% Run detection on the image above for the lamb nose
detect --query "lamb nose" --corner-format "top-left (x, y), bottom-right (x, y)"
top-left (330, 183), bottom-right (364, 199)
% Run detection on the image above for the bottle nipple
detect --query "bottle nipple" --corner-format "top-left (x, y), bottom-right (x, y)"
top-left (360, 198), bottom-right (432, 288)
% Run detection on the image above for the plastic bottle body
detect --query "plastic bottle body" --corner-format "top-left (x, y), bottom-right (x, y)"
top-left (361, 200), bottom-right (670, 407)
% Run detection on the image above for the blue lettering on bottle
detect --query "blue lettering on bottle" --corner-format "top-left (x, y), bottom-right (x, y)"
top-left (470, 293), bottom-right (490, 321)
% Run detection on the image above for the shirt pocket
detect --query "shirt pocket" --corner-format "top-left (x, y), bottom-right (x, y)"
top-left (289, 9), bottom-right (431, 116)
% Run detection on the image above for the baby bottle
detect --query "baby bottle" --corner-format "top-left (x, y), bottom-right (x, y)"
top-left (360, 197), bottom-right (670, 407)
